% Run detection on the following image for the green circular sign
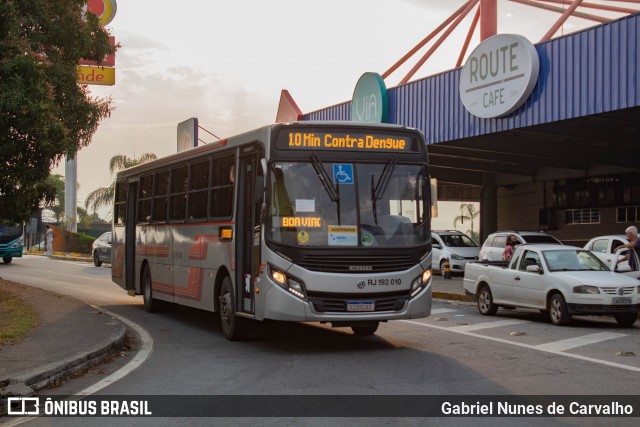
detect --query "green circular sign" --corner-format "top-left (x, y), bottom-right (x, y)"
top-left (351, 72), bottom-right (388, 123)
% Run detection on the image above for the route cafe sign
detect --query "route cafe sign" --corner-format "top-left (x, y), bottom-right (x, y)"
top-left (459, 34), bottom-right (539, 119)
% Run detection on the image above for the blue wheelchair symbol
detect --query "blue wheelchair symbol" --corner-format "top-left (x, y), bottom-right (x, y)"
top-left (333, 164), bottom-right (354, 184)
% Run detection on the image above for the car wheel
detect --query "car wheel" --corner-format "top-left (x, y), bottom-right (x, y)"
top-left (3, 257), bottom-right (12, 264)
top-left (351, 322), bottom-right (379, 336)
top-left (219, 276), bottom-right (248, 341)
top-left (477, 285), bottom-right (498, 316)
top-left (614, 313), bottom-right (637, 327)
top-left (142, 264), bottom-right (159, 313)
top-left (549, 293), bottom-right (571, 326)
top-left (93, 251), bottom-right (103, 267)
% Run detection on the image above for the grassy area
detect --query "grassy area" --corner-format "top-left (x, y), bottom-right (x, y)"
top-left (0, 287), bottom-right (39, 346)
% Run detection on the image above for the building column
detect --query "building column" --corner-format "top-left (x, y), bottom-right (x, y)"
top-left (480, 173), bottom-right (497, 243)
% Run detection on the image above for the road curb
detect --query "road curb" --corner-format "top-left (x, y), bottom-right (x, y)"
top-left (1, 318), bottom-right (126, 396)
top-left (432, 291), bottom-right (474, 303)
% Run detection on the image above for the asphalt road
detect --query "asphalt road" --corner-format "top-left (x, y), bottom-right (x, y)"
top-left (1, 255), bottom-right (639, 426)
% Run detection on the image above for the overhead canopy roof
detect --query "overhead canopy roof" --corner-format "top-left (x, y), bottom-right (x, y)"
top-left (304, 13), bottom-right (640, 189)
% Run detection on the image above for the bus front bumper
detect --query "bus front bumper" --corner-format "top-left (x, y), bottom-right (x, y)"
top-left (263, 279), bottom-right (432, 322)
top-left (0, 247), bottom-right (22, 258)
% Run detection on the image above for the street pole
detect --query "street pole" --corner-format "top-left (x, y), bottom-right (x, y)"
top-left (65, 156), bottom-right (78, 232)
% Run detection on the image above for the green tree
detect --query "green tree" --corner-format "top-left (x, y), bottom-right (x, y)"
top-left (0, 0), bottom-right (116, 223)
top-left (453, 203), bottom-right (480, 242)
top-left (85, 153), bottom-right (157, 214)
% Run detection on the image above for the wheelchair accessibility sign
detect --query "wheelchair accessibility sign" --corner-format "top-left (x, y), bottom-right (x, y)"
top-left (333, 164), bottom-right (354, 184)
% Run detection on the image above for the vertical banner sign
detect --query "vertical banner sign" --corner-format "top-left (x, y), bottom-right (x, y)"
top-left (351, 72), bottom-right (389, 123)
top-left (177, 118), bottom-right (199, 152)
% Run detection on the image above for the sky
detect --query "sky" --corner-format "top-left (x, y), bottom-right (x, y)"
top-left (55, 0), bottom-right (633, 233)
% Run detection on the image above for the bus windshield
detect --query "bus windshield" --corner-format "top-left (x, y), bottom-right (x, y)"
top-left (0, 224), bottom-right (23, 242)
top-left (268, 160), bottom-right (429, 248)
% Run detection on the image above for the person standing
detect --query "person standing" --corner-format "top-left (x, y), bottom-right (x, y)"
top-left (615, 225), bottom-right (640, 270)
top-left (502, 234), bottom-right (518, 262)
top-left (45, 225), bottom-right (53, 256)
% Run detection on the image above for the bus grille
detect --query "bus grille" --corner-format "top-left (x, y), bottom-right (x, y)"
top-left (307, 291), bottom-right (410, 313)
top-left (297, 254), bottom-right (416, 273)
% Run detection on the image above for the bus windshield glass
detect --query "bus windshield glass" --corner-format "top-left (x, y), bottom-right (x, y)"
top-left (0, 224), bottom-right (23, 241)
top-left (268, 160), bottom-right (429, 248)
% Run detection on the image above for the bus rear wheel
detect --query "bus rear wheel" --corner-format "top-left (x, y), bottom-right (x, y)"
top-left (219, 276), bottom-right (248, 341)
top-left (3, 257), bottom-right (12, 264)
top-left (351, 322), bottom-right (379, 336)
top-left (142, 264), bottom-right (159, 313)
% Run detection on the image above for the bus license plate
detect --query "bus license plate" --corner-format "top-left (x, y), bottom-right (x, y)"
top-left (612, 297), bottom-right (631, 305)
top-left (347, 301), bottom-right (375, 312)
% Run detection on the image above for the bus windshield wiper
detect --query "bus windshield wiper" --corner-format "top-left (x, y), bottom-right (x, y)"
top-left (370, 158), bottom-right (397, 224)
top-left (311, 155), bottom-right (341, 224)
top-left (311, 155), bottom-right (339, 202)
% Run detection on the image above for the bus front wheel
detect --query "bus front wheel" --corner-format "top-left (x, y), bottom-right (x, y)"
top-left (3, 257), bottom-right (12, 264)
top-left (351, 322), bottom-right (379, 336)
top-left (219, 276), bottom-right (248, 341)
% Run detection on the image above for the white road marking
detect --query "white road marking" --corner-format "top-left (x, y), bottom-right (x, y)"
top-left (401, 319), bottom-right (640, 372)
top-left (431, 307), bottom-right (458, 314)
top-left (535, 332), bottom-right (626, 352)
top-left (448, 319), bottom-right (527, 332)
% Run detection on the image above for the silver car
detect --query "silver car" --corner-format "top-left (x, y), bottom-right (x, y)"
top-left (92, 232), bottom-right (112, 267)
top-left (479, 231), bottom-right (562, 261)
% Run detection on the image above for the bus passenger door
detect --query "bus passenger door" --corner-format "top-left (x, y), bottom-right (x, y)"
top-left (237, 150), bottom-right (264, 315)
top-left (125, 182), bottom-right (137, 291)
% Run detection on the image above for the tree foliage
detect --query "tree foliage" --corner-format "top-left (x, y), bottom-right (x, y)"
top-left (453, 203), bottom-right (480, 242)
top-left (85, 153), bottom-right (157, 214)
top-left (0, 0), bottom-right (116, 223)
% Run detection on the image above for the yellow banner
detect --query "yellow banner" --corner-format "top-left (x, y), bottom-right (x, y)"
top-left (76, 66), bottom-right (115, 85)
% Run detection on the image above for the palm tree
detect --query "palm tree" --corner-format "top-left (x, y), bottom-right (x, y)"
top-left (85, 153), bottom-right (157, 214)
top-left (453, 203), bottom-right (480, 242)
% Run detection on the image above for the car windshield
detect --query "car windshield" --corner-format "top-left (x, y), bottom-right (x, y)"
top-left (441, 234), bottom-right (477, 247)
top-left (267, 160), bottom-right (429, 248)
top-left (543, 249), bottom-right (608, 272)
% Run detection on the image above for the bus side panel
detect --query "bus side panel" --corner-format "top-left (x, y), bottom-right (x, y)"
top-left (172, 224), bottom-right (208, 310)
top-left (200, 223), bottom-right (237, 312)
top-left (142, 225), bottom-right (173, 303)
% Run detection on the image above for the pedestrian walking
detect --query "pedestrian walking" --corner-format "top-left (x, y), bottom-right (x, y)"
top-left (45, 225), bottom-right (53, 256)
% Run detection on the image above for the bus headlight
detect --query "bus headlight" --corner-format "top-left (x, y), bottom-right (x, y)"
top-left (10, 238), bottom-right (23, 248)
top-left (411, 269), bottom-right (432, 297)
top-left (269, 265), bottom-right (307, 300)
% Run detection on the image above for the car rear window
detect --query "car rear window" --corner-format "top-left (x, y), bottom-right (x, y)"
top-left (522, 235), bottom-right (561, 244)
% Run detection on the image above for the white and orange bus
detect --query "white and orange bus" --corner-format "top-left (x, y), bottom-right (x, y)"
top-left (112, 122), bottom-right (433, 340)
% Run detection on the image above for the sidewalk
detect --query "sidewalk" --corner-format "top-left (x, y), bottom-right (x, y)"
top-left (431, 274), bottom-right (474, 302)
top-left (0, 280), bottom-right (126, 400)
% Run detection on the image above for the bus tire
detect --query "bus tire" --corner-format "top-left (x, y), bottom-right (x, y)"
top-left (3, 257), bottom-right (12, 264)
top-left (219, 276), bottom-right (248, 341)
top-left (142, 264), bottom-right (159, 313)
top-left (351, 322), bottom-right (379, 336)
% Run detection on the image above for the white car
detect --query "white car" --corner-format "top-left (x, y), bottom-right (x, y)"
top-left (431, 231), bottom-right (479, 275)
top-left (464, 244), bottom-right (640, 326)
top-left (479, 230), bottom-right (561, 261)
top-left (584, 235), bottom-right (629, 266)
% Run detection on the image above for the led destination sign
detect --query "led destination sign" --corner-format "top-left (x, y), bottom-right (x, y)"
top-left (277, 130), bottom-right (418, 153)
